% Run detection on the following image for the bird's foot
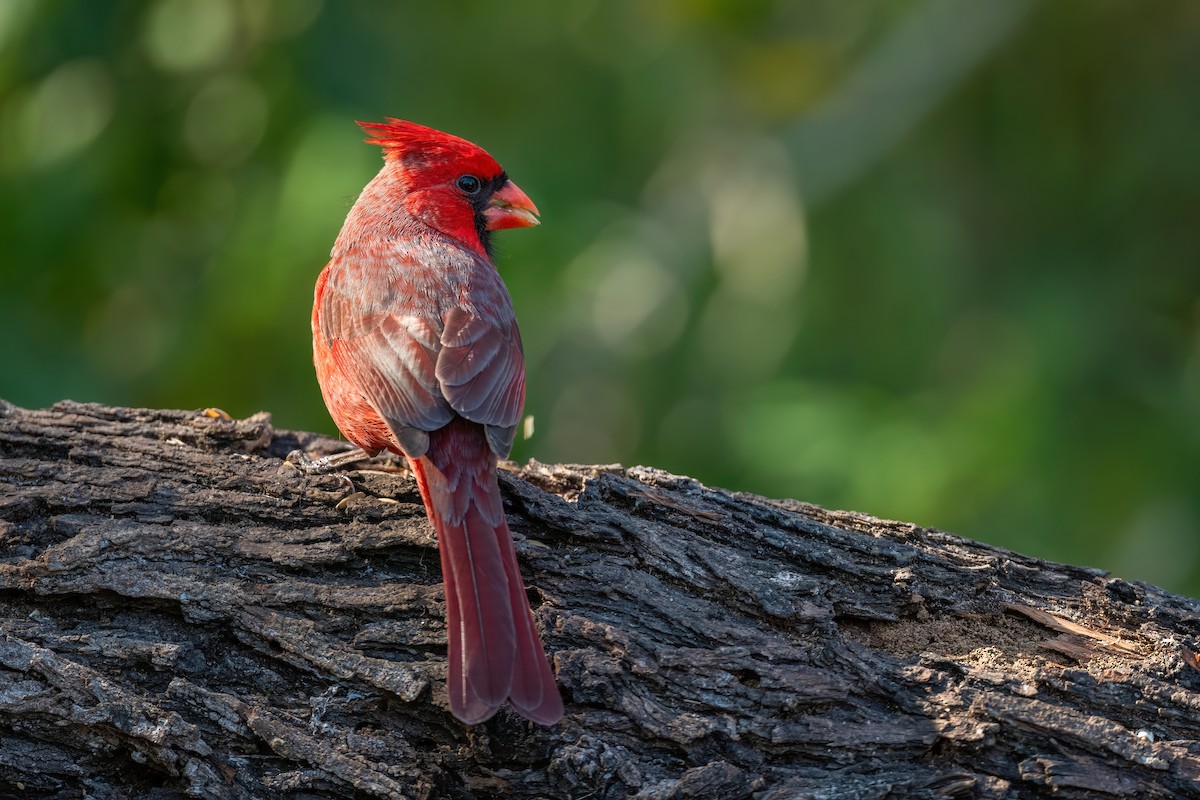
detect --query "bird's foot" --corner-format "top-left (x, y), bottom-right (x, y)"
top-left (284, 447), bottom-right (372, 475)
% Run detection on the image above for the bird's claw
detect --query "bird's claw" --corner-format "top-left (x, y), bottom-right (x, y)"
top-left (284, 447), bottom-right (373, 475)
top-left (284, 450), bottom-right (360, 498)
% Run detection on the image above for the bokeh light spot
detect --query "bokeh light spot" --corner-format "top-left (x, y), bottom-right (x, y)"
top-left (16, 59), bottom-right (114, 168)
top-left (590, 247), bottom-right (687, 355)
top-left (144, 0), bottom-right (236, 73)
top-left (704, 138), bottom-right (808, 304)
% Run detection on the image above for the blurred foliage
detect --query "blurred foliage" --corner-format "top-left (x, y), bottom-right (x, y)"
top-left (1, 0), bottom-right (1198, 596)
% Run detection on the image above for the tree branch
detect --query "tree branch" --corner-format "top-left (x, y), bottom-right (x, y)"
top-left (1, 400), bottom-right (1197, 799)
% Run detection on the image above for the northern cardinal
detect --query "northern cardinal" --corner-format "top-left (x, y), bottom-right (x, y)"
top-left (309, 119), bottom-right (562, 725)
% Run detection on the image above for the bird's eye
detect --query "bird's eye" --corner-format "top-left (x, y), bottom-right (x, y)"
top-left (456, 175), bottom-right (482, 195)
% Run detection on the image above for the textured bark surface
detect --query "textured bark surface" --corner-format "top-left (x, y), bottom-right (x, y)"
top-left (0, 400), bottom-right (1198, 800)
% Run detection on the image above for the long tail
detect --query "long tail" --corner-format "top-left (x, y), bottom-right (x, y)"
top-left (409, 417), bottom-right (562, 725)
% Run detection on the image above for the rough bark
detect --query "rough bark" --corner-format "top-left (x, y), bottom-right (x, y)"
top-left (0, 399), bottom-right (1198, 800)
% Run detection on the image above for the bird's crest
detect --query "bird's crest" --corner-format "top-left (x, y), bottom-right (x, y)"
top-left (357, 118), bottom-right (489, 167)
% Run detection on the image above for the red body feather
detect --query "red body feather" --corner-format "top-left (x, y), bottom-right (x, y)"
top-left (311, 119), bottom-right (561, 725)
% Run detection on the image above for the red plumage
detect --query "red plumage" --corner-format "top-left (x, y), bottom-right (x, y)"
top-left (311, 119), bottom-right (561, 725)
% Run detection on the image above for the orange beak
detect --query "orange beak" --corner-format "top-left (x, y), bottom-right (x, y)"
top-left (484, 179), bottom-right (540, 230)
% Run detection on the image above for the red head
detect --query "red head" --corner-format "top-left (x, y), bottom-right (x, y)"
top-left (358, 119), bottom-right (539, 258)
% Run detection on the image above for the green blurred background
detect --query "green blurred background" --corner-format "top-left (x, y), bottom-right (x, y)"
top-left (2, 1), bottom-right (1198, 596)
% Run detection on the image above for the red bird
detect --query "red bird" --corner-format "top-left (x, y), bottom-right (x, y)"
top-left (309, 119), bottom-right (562, 725)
